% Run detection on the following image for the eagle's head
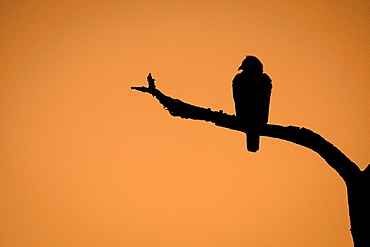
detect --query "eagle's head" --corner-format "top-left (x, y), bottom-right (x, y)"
top-left (238, 56), bottom-right (263, 74)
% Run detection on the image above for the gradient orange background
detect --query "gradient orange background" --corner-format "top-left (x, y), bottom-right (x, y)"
top-left (1, 1), bottom-right (369, 246)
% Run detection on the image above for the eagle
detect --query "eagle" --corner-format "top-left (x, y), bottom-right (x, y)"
top-left (232, 56), bottom-right (272, 152)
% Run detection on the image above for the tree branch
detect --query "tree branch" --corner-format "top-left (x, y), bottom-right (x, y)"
top-left (131, 82), bottom-right (361, 183)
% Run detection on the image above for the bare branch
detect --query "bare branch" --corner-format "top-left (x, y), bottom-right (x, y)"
top-left (131, 74), bottom-right (369, 245)
top-left (131, 82), bottom-right (360, 182)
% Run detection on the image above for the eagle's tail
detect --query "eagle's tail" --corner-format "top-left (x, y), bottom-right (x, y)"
top-left (246, 133), bottom-right (260, 152)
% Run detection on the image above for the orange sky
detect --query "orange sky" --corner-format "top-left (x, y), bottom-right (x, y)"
top-left (1, 1), bottom-right (369, 246)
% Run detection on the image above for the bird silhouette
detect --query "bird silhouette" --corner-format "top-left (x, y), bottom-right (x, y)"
top-left (232, 56), bottom-right (272, 152)
top-left (147, 73), bottom-right (156, 89)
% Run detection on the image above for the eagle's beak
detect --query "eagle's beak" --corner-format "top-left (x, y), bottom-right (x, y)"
top-left (238, 66), bottom-right (242, 70)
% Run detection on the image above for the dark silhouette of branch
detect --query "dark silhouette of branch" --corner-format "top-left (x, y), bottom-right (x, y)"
top-left (131, 75), bottom-right (369, 246)
top-left (131, 84), bottom-right (360, 182)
